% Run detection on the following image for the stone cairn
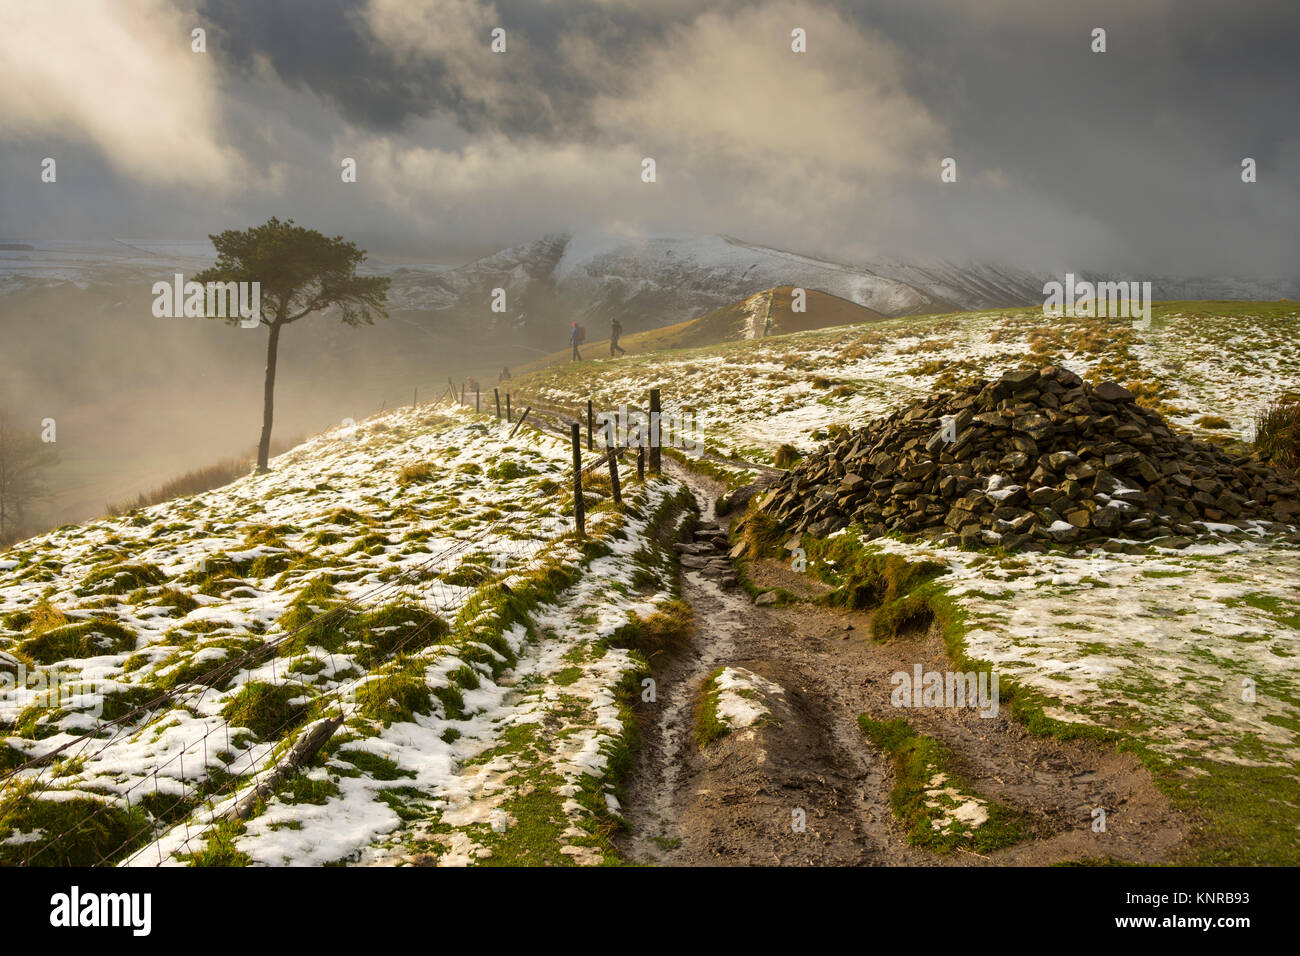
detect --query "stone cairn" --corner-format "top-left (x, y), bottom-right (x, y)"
top-left (753, 366), bottom-right (1300, 551)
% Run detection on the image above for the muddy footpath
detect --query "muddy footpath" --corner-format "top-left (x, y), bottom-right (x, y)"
top-left (616, 464), bottom-right (1187, 867)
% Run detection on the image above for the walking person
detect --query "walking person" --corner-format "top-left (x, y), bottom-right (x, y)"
top-left (610, 317), bottom-right (626, 357)
top-left (570, 321), bottom-right (583, 361)
top-left (499, 366), bottom-right (511, 383)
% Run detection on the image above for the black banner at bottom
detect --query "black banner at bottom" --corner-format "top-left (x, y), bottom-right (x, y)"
top-left (0, 865), bottom-right (1276, 943)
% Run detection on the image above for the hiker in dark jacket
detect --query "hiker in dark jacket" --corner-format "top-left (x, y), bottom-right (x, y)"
top-left (570, 321), bottom-right (582, 361)
top-left (499, 366), bottom-right (511, 383)
top-left (610, 318), bottom-right (626, 357)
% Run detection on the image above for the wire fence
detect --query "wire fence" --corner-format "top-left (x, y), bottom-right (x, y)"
top-left (0, 380), bottom-right (672, 866)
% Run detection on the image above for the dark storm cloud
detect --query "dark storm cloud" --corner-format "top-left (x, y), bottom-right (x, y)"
top-left (1, 0), bottom-right (1296, 277)
top-left (197, 0), bottom-right (682, 138)
top-left (838, 0), bottom-right (1300, 273)
top-left (198, 0), bottom-right (456, 130)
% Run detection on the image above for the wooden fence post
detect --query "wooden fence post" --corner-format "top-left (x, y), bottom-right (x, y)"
top-left (587, 399), bottom-right (594, 451)
top-left (476, 387), bottom-right (480, 413)
top-left (506, 394), bottom-right (512, 423)
top-left (508, 407), bottom-right (530, 439)
top-left (606, 435), bottom-right (622, 505)
top-left (649, 388), bottom-right (661, 474)
top-left (494, 387), bottom-right (501, 420)
top-left (571, 423), bottom-right (585, 536)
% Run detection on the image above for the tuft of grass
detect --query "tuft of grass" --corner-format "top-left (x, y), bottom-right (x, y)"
top-left (147, 586), bottom-right (200, 614)
top-left (74, 562), bottom-right (166, 597)
top-left (486, 460), bottom-right (537, 481)
top-left (806, 531), bottom-right (947, 612)
top-left (334, 749), bottom-right (413, 781)
top-left (356, 669), bottom-right (435, 725)
top-left (19, 618), bottom-right (136, 664)
top-left (221, 682), bottom-right (308, 741)
top-left (773, 443), bottom-right (804, 469)
top-left (606, 599), bottom-right (694, 662)
top-left (694, 667), bottom-right (729, 748)
top-left (1254, 397), bottom-right (1300, 470)
top-left (870, 593), bottom-right (936, 640)
top-left (5, 600), bottom-right (67, 636)
top-left (0, 792), bottom-right (151, 866)
top-left (180, 817), bottom-right (252, 867)
top-left (398, 461), bottom-right (437, 484)
top-left (277, 576), bottom-right (352, 655)
top-left (350, 605), bottom-right (449, 666)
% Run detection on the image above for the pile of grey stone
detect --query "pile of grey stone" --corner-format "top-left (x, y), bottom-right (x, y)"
top-left (755, 366), bottom-right (1300, 551)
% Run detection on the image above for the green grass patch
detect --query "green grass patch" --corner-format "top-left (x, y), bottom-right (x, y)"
top-left (221, 682), bottom-right (309, 741)
top-left (74, 562), bottom-right (166, 597)
top-left (605, 599), bottom-right (694, 663)
top-left (858, 715), bottom-right (1028, 853)
top-left (695, 667), bottom-right (729, 748)
top-left (0, 792), bottom-right (151, 866)
top-left (19, 618), bottom-right (136, 664)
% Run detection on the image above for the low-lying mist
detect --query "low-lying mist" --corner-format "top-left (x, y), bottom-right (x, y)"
top-left (0, 278), bottom-right (529, 541)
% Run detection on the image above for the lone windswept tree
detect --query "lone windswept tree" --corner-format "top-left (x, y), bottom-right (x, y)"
top-left (193, 218), bottom-right (390, 472)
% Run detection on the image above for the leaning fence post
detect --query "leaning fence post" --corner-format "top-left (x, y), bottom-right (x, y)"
top-left (605, 435), bottom-right (622, 505)
top-left (587, 399), bottom-right (594, 451)
top-left (494, 387), bottom-right (501, 420)
top-left (508, 407), bottom-right (530, 439)
top-left (649, 388), bottom-right (661, 474)
top-left (571, 423), bottom-right (585, 537)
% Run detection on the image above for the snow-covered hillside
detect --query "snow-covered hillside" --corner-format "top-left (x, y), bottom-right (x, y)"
top-left (0, 405), bottom-right (692, 866)
top-left (3, 297), bottom-right (1298, 866)
top-left (516, 300), bottom-right (1300, 778)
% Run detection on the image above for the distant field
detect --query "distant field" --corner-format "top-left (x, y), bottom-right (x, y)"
top-left (521, 286), bottom-right (889, 372)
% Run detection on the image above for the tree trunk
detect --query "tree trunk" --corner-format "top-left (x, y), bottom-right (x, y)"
top-left (257, 321), bottom-right (282, 472)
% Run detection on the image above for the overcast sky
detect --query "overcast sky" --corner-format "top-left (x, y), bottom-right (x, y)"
top-left (1, 0), bottom-right (1296, 276)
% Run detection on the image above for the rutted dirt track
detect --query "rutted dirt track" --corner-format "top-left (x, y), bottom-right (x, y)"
top-left (617, 465), bottom-right (1188, 866)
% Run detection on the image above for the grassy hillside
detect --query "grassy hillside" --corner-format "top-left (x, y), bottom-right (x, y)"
top-left (3, 297), bottom-right (1296, 866)
top-left (0, 404), bottom-right (692, 865)
top-left (514, 299), bottom-right (1300, 465)
top-left (511, 299), bottom-right (1300, 864)
top-left (521, 286), bottom-right (887, 372)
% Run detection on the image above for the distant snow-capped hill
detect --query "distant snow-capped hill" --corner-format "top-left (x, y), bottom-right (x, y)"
top-left (862, 257), bottom-right (1049, 312)
top-left (5, 232), bottom-right (1296, 337)
top-left (546, 232), bottom-right (953, 322)
top-left (384, 232), bottom-right (1300, 335)
top-left (377, 231), bottom-right (957, 330)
